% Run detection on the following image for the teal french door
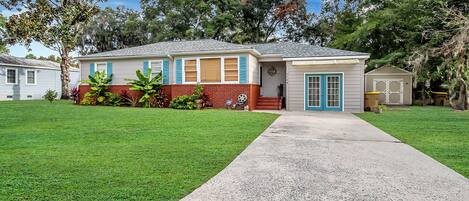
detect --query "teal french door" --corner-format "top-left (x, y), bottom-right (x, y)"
top-left (305, 74), bottom-right (343, 111)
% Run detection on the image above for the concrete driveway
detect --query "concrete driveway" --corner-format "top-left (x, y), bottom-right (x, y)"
top-left (182, 112), bottom-right (469, 201)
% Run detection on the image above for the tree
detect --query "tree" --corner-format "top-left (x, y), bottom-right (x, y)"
top-left (79, 6), bottom-right (148, 54)
top-left (0, 14), bottom-right (8, 54)
top-left (410, 6), bottom-right (469, 110)
top-left (234, 0), bottom-right (307, 43)
top-left (3, 0), bottom-right (101, 98)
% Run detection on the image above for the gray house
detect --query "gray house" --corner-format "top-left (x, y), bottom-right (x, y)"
top-left (77, 39), bottom-right (369, 112)
top-left (0, 54), bottom-right (79, 101)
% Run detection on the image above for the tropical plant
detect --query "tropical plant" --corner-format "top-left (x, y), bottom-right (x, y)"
top-left (119, 90), bottom-right (140, 107)
top-left (170, 95), bottom-right (197, 110)
top-left (126, 69), bottom-right (163, 108)
top-left (81, 71), bottom-right (113, 105)
top-left (70, 87), bottom-right (80, 104)
top-left (149, 90), bottom-right (168, 108)
top-left (43, 89), bottom-right (58, 103)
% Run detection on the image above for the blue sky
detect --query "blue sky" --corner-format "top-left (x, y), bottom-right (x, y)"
top-left (1, 0), bottom-right (322, 57)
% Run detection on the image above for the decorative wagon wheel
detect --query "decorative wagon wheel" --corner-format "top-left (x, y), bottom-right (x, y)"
top-left (237, 94), bottom-right (248, 106)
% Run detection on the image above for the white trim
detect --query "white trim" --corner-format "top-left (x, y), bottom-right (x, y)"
top-left (25, 69), bottom-right (37, 85)
top-left (365, 73), bottom-right (412, 76)
top-left (373, 79), bottom-right (404, 105)
top-left (149, 59), bottom-right (163, 74)
top-left (303, 72), bottom-right (345, 112)
top-left (77, 49), bottom-right (260, 61)
top-left (292, 59), bottom-right (360, 66)
top-left (180, 56), bottom-right (240, 84)
top-left (5, 68), bottom-right (18, 85)
top-left (284, 55), bottom-right (369, 61)
top-left (94, 62), bottom-right (107, 74)
top-left (0, 62), bottom-right (59, 71)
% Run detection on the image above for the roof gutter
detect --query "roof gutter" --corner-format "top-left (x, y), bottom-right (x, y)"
top-left (77, 49), bottom-right (262, 61)
top-left (283, 55), bottom-right (370, 61)
top-left (0, 62), bottom-right (67, 71)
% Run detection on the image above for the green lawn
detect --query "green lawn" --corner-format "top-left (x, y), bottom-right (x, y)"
top-left (355, 106), bottom-right (469, 178)
top-left (0, 101), bottom-right (278, 200)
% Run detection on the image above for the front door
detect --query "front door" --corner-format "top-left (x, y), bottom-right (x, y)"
top-left (305, 74), bottom-right (343, 111)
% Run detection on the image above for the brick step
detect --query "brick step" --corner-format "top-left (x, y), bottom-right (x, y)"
top-left (255, 105), bottom-right (280, 110)
top-left (256, 102), bottom-right (280, 106)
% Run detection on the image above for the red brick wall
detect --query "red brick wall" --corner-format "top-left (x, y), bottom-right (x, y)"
top-left (78, 84), bottom-right (260, 110)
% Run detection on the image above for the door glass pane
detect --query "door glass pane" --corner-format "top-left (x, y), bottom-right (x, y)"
top-left (327, 76), bottom-right (340, 107)
top-left (308, 76), bottom-right (320, 107)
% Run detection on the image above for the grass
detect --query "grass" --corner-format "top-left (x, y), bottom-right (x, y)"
top-left (0, 101), bottom-right (278, 200)
top-left (355, 106), bottom-right (469, 178)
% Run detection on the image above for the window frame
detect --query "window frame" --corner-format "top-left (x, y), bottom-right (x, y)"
top-left (94, 62), bottom-right (108, 75)
top-left (25, 69), bottom-right (37, 85)
top-left (149, 59), bottom-right (163, 77)
top-left (5, 68), bottom-right (18, 85)
top-left (181, 56), bottom-right (240, 84)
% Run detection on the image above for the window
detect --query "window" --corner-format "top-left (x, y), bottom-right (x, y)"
top-left (200, 58), bottom-right (221, 83)
top-left (96, 63), bottom-right (107, 74)
top-left (184, 59), bottom-right (197, 82)
top-left (26, 70), bottom-right (36, 85)
top-left (6, 68), bottom-right (17, 84)
top-left (150, 60), bottom-right (162, 78)
top-left (224, 58), bottom-right (238, 81)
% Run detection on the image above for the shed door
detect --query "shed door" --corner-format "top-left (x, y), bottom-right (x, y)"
top-left (373, 79), bottom-right (403, 105)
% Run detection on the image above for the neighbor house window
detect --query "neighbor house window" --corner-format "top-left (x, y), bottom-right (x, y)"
top-left (26, 70), bottom-right (36, 85)
top-left (184, 59), bottom-right (197, 82)
top-left (224, 58), bottom-right (238, 81)
top-left (150, 60), bottom-right (162, 79)
top-left (95, 62), bottom-right (107, 74)
top-left (6, 68), bottom-right (17, 84)
top-left (200, 58), bottom-right (221, 83)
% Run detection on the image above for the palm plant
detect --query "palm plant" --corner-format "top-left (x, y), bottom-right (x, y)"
top-left (126, 69), bottom-right (163, 108)
top-left (82, 71), bottom-right (113, 104)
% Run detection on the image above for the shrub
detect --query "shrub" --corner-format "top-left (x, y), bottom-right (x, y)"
top-left (149, 90), bottom-right (168, 108)
top-left (192, 83), bottom-right (203, 100)
top-left (105, 93), bottom-right (122, 106)
top-left (120, 90), bottom-right (140, 107)
top-left (81, 71), bottom-right (113, 105)
top-left (127, 69), bottom-right (164, 108)
top-left (170, 95), bottom-right (196, 109)
top-left (43, 89), bottom-right (58, 103)
top-left (70, 87), bottom-right (80, 104)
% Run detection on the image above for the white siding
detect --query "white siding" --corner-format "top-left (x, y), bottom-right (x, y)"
top-left (0, 66), bottom-right (65, 100)
top-left (286, 60), bottom-right (366, 112)
top-left (248, 54), bottom-right (260, 84)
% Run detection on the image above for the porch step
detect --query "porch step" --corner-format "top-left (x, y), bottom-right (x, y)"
top-left (256, 97), bottom-right (282, 110)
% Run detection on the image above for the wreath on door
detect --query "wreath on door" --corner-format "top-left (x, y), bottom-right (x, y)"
top-left (267, 66), bottom-right (277, 76)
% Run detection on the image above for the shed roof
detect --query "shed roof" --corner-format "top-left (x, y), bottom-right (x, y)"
top-left (366, 65), bottom-right (412, 75)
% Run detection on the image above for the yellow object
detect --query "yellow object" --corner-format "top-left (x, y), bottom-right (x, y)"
top-left (431, 91), bottom-right (448, 95)
top-left (365, 91), bottom-right (382, 95)
top-left (365, 92), bottom-right (381, 111)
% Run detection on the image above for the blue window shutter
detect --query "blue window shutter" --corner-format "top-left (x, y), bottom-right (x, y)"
top-left (89, 63), bottom-right (95, 77)
top-left (239, 56), bottom-right (248, 83)
top-left (163, 59), bottom-right (169, 84)
top-left (107, 62), bottom-right (113, 83)
top-left (175, 59), bottom-right (182, 84)
top-left (143, 60), bottom-right (149, 76)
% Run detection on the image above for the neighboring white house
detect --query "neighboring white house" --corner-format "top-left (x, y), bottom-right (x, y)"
top-left (0, 54), bottom-right (79, 100)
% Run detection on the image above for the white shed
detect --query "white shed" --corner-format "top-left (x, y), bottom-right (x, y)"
top-left (365, 65), bottom-right (413, 105)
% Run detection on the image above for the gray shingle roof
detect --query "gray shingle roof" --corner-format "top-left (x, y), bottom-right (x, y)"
top-left (0, 54), bottom-right (60, 69)
top-left (78, 39), bottom-right (369, 59)
top-left (251, 42), bottom-right (369, 58)
top-left (80, 39), bottom-right (252, 58)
